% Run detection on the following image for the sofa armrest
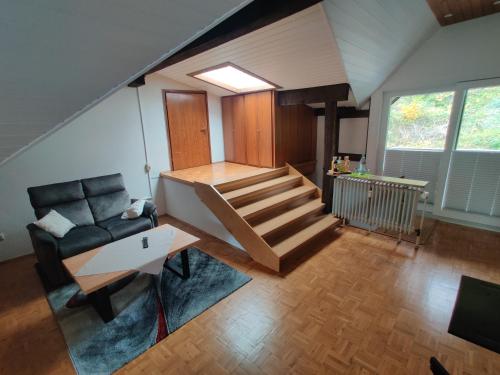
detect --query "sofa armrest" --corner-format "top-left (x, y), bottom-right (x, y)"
top-left (26, 224), bottom-right (69, 288)
top-left (27, 223), bottom-right (58, 247)
top-left (131, 199), bottom-right (158, 227)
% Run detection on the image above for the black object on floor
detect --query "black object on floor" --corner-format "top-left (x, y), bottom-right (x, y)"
top-left (448, 275), bottom-right (500, 354)
top-left (430, 357), bottom-right (449, 375)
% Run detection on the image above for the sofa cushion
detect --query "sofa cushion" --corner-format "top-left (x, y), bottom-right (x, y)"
top-left (97, 215), bottom-right (152, 241)
top-left (87, 190), bottom-right (130, 222)
top-left (81, 173), bottom-right (126, 197)
top-left (36, 199), bottom-right (95, 226)
top-left (28, 180), bottom-right (84, 208)
top-left (33, 209), bottom-right (76, 238)
top-left (58, 226), bottom-right (112, 259)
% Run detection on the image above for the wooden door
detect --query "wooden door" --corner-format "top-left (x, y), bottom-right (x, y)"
top-left (244, 91), bottom-right (274, 167)
top-left (222, 95), bottom-right (246, 164)
top-left (164, 91), bottom-right (211, 170)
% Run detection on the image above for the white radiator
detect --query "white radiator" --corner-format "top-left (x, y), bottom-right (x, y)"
top-left (332, 175), bottom-right (429, 244)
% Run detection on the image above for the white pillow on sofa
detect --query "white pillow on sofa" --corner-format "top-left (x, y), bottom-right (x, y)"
top-left (121, 199), bottom-right (146, 220)
top-left (34, 209), bottom-right (76, 238)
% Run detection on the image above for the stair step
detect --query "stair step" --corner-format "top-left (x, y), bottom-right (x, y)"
top-left (214, 167), bottom-right (289, 194)
top-left (272, 215), bottom-right (341, 259)
top-left (237, 185), bottom-right (317, 221)
top-left (254, 199), bottom-right (325, 238)
top-left (223, 175), bottom-right (302, 206)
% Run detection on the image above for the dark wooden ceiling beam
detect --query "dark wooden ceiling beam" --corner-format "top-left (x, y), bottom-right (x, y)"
top-left (426, 0), bottom-right (500, 26)
top-left (277, 84), bottom-right (350, 106)
top-left (128, 75), bottom-right (146, 88)
top-left (314, 106), bottom-right (369, 118)
top-left (321, 101), bottom-right (338, 213)
top-left (145, 0), bottom-right (322, 76)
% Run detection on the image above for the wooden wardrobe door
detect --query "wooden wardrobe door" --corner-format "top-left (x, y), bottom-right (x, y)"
top-left (222, 96), bottom-right (235, 162)
top-left (164, 91), bottom-right (211, 170)
top-left (222, 95), bottom-right (246, 164)
top-left (244, 91), bottom-right (274, 167)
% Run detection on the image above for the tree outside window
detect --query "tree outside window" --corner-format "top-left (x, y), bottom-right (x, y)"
top-left (456, 85), bottom-right (500, 151)
top-left (386, 92), bottom-right (454, 150)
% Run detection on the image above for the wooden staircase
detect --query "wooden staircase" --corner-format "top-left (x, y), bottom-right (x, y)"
top-left (194, 164), bottom-right (341, 271)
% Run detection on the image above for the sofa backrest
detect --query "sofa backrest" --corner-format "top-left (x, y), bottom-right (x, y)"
top-left (27, 180), bottom-right (95, 226)
top-left (81, 173), bottom-right (130, 222)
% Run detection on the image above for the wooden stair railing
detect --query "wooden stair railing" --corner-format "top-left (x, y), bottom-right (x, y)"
top-left (194, 164), bottom-right (341, 272)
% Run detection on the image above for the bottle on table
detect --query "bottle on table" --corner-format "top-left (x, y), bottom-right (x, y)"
top-left (356, 154), bottom-right (368, 174)
top-left (337, 156), bottom-right (344, 173)
top-left (344, 156), bottom-right (350, 172)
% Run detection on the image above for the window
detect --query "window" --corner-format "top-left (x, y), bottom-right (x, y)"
top-left (456, 85), bottom-right (500, 151)
top-left (189, 63), bottom-right (278, 94)
top-left (381, 80), bottom-right (500, 225)
top-left (444, 84), bottom-right (500, 216)
top-left (386, 91), bottom-right (454, 150)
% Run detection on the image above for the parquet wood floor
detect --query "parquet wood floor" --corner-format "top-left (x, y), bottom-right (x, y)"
top-left (1, 215), bottom-right (499, 374)
top-left (160, 162), bottom-right (272, 185)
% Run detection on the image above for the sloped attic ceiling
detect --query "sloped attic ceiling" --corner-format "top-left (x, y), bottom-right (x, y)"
top-left (323, 0), bottom-right (439, 105)
top-left (158, 1), bottom-right (439, 108)
top-left (158, 4), bottom-right (348, 97)
top-left (0, 0), bottom-right (249, 165)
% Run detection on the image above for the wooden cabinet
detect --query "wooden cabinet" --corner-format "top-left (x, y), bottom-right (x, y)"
top-left (244, 91), bottom-right (274, 167)
top-left (222, 95), bottom-right (246, 164)
top-left (222, 90), bottom-right (316, 173)
top-left (275, 103), bottom-right (317, 174)
top-left (222, 90), bottom-right (274, 168)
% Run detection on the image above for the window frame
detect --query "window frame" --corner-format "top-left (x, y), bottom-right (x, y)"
top-left (377, 86), bottom-right (456, 175)
top-left (378, 78), bottom-right (500, 228)
top-left (384, 90), bottom-right (456, 152)
top-left (454, 81), bottom-right (500, 153)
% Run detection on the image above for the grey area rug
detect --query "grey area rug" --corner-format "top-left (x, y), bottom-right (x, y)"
top-left (47, 248), bottom-right (251, 374)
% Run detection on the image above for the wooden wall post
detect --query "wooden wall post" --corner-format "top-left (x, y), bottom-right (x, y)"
top-left (322, 101), bottom-right (338, 212)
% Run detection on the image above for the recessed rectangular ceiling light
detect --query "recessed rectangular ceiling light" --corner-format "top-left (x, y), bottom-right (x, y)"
top-left (189, 63), bottom-right (279, 93)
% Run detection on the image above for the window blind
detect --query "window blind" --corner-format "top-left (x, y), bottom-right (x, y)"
top-left (383, 149), bottom-right (442, 204)
top-left (444, 151), bottom-right (500, 216)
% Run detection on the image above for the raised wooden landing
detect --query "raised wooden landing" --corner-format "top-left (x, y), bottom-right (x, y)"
top-left (194, 164), bottom-right (341, 271)
top-left (160, 162), bottom-right (273, 186)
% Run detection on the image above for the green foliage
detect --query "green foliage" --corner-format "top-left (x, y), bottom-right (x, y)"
top-left (386, 86), bottom-right (500, 152)
top-left (457, 86), bottom-right (500, 151)
top-left (386, 92), bottom-right (453, 149)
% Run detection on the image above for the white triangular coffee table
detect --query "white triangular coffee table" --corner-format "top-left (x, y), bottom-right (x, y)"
top-left (62, 224), bottom-right (199, 322)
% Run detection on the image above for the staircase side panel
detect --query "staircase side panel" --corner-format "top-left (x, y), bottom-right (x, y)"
top-left (194, 182), bottom-right (280, 271)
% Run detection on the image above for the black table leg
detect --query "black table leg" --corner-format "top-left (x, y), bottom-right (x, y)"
top-left (181, 249), bottom-right (190, 278)
top-left (165, 249), bottom-right (190, 279)
top-left (88, 287), bottom-right (114, 323)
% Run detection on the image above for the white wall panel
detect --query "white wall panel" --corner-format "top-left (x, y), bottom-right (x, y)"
top-left (0, 0), bottom-right (248, 165)
top-left (158, 5), bottom-right (348, 97)
top-left (323, 0), bottom-right (438, 105)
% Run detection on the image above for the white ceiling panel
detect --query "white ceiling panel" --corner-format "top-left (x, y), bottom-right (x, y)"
top-left (323, 0), bottom-right (439, 105)
top-left (158, 4), bottom-right (348, 97)
top-left (0, 0), bottom-right (249, 165)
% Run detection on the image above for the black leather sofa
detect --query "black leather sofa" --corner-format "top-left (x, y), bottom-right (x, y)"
top-left (27, 173), bottom-right (158, 289)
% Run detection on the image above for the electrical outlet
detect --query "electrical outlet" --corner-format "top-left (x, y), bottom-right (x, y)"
top-left (0, 233), bottom-right (5, 241)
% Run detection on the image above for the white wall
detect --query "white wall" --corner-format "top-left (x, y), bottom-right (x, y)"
top-left (367, 13), bottom-right (500, 173)
top-left (339, 118), bottom-right (368, 155)
top-left (163, 179), bottom-right (243, 250)
top-left (313, 115), bottom-right (367, 187)
top-left (0, 73), bottom-right (225, 261)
